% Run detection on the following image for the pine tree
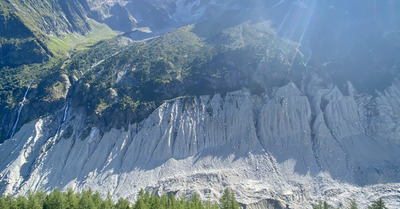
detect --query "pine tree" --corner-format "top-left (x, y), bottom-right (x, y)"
top-left (205, 199), bottom-right (218, 209)
top-left (0, 195), bottom-right (10, 209)
top-left (177, 196), bottom-right (188, 209)
top-left (45, 188), bottom-right (66, 209)
top-left (115, 197), bottom-right (130, 209)
top-left (160, 193), bottom-right (169, 209)
top-left (230, 191), bottom-right (239, 209)
top-left (78, 189), bottom-right (96, 209)
top-left (168, 193), bottom-right (176, 209)
top-left (135, 189), bottom-right (150, 209)
top-left (220, 188), bottom-right (240, 209)
top-left (138, 189), bottom-right (151, 205)
top-left (92, 191), bottom-right (103, 209)
top-left (138, 189), bottom-right (145, 199)
top-left (101, 192), bottom-right (114, 209)
top-left (66, 188), bottom-right (79, 209)
top-left (324, 201), bottom-right (329, 209)
top-left (5, 195), bottom-right (18, 209)
top-left (212, 202), bottom-right (219, 209)
top-left (150, 194), bottom-right (161, 209)
top-left (348, 199), bottom-right (358, 209)
top-left (16, 196), bottom-right (28, 209)
top-left (312, 200), bottom-right (330, 209)
top-left (27, 191), bottom-right (42, 209)
top-left (191, 193), bottom-right (204, 209)
top-left (205, 199), bottom-right (212, 209)
top-left (368, 198), bottom-right (387, 209)
top-left (134, 198), bottom-right (149, 209)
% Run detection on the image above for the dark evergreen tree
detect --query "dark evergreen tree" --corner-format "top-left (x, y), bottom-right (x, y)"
top-left (348, 199), bottom-right (358, 209)
top-left (115, 197), bottom-right (130, 209)
top-left (5, 195), bottom-right (18, 209)
top-left (45, 188), bottom-right (66, 209)
top-left (134, 198), bottom-right (150, 209)
top-left (92, 191), bottom-right (103, 209)
top-left (168, 193), bottom-right (176, 209)
top-left (312, 200), bottom-right (330, 209)
top-left (78, 188), bottom-right (96, 209)
top-left (66, 188), bottom-right (79, 209)
top-left (160, 193), bottom-right (169, 209)
top-left (177, 195), bottom-right (188, 209)
top-left (191, 193), bottom-right (204, 209)
top-left (205, 199), bottom-right (213, 209)
top-left (27, 191), bottom-right (42, 209)
top-left (101, 192), bottom-right (114, 209)
top-left (368, 198), bottom-right (387, 209)
top-left (150, 194), bottom-right (161, 209)
top-left (0, 195), bottom-right (9, 209)
top-left (219, 188), bottom-right (239, 209)
top-left (16, 196), bottom-right (28, 209)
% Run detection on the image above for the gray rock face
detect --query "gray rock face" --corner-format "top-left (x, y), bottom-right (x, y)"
top-left (1, 79), bottom-right (400, 208)
top-left (257, 83), bottom-right (316, 175)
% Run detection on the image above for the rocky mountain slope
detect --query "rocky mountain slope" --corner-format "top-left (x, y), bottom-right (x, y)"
top-left (1, 0), bottom-right (400, 208)
top-left (0, 0), bottom-right (263, 68)
top-left (0, 0), bottom-right (94, 67)
top-left (1, 78), bottom-right (400, 208)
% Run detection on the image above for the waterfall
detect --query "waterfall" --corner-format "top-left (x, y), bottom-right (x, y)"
top-left (81, 59), bottom-right (105, 75)
top-left (55, 102), bottom-right (69, 137)
top-left (10, 80), bottom-right (34, 138)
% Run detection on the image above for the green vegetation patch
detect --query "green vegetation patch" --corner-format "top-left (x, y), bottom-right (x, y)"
top-left (0, 188), bottom-right (240, 209)
top-left (0, 19), bottom-right (306, 141)
top-left (47, 20), bottom-right (118, 57)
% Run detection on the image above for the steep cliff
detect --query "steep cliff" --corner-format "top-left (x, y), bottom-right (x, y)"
top-left (1, 79), bottom-right (400, 208)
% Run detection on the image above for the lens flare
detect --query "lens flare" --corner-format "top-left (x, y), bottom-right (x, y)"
top-left (272, 0), bottom-right (318, 67)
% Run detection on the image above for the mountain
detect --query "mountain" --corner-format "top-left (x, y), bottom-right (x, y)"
top-left (0, 0), bottom-right (95, 67)
top-left (1, 0), bottom-right (400, 208)
top-left (0, 0), bottom-right (260, 68)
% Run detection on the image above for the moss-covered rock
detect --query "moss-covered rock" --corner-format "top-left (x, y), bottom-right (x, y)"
top-left (44, 74), bottom-right (71, 102)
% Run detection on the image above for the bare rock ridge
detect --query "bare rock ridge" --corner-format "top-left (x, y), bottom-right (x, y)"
top-left (1, 77), bottom-right (400, 208)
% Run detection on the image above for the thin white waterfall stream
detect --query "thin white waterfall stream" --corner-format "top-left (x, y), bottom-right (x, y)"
top-left (55, 102), bottom-right (69, 137)
top-left (10, 80), bottom-right (34, 138)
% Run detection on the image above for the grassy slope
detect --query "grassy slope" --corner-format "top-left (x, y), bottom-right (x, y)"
top-left (1, 0), bottom-right (115, 67)
top-left (47, 19), bottom-right (118, 57)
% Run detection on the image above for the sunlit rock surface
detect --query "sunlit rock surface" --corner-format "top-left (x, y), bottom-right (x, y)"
top-left (1, 80), bottom-right (400, 208)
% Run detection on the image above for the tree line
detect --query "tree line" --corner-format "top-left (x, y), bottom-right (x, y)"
top-left (0, 188), bottom-right (240, 209)
top-left (0, 187), bottom-right (389, 209)
top-left (312, 198), bottom-right (387, 209)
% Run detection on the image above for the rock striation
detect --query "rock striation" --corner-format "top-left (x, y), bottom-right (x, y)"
top-left (1, 78), bottom-right (400, 208)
